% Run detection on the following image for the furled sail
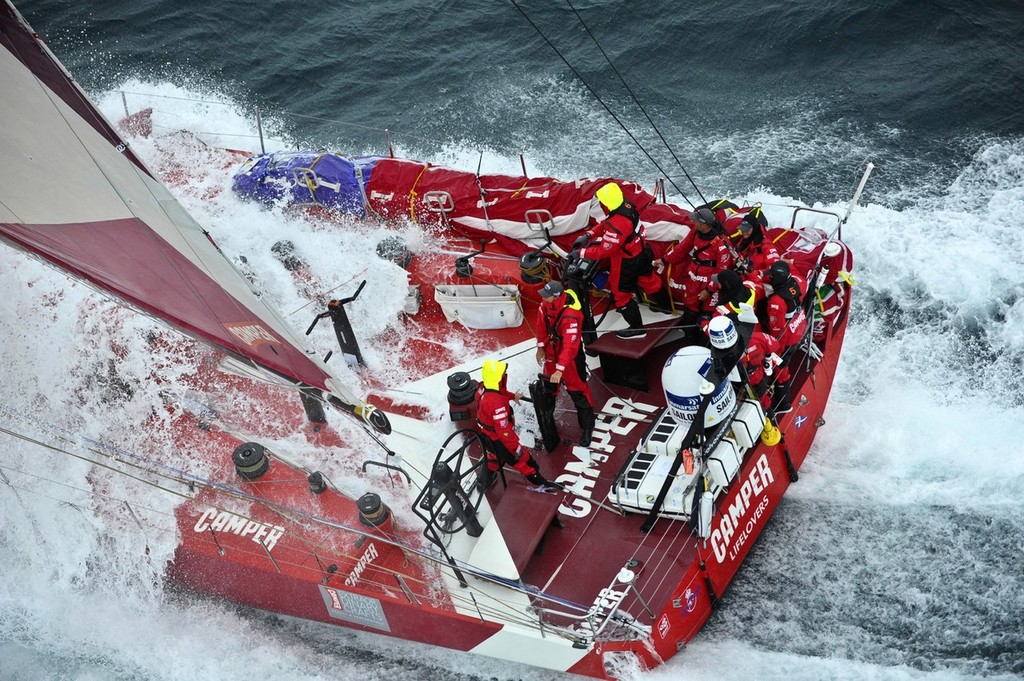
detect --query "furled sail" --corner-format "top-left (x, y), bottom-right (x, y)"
top-left (0, 1), bottom-right (388, 432)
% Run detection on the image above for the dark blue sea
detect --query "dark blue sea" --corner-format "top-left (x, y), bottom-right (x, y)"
top-left (3, 1), bottom-right (1024, 679)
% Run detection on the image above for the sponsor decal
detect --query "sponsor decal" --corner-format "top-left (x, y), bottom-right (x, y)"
top-left (795, 415), bottom-right (808, 429)
top-left (319, 585), bottom-right (391, 631)
top-left (683, 586), bottom-right (699, 613)
top-left (224, 322), bottom-right (279, 350)
top-left (665, 357), bottom-right (733, 424)
top-left (657, 614), bottom-right (670, 639)
top-left (193, 508), bottom-right (285, 551)
top-left (709, 454), bottom-right (775, 563)
top-left (345, 542), bottom-right (379, 587)
top-left (556, 397), bottom-right (657, 518)
top-left (673, 583), bottom-right (702, 617)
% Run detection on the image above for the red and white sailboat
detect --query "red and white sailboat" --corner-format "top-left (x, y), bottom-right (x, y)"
top-left (0, 2), bottom-right (863, 678)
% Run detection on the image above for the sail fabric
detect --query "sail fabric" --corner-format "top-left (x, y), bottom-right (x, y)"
top-left (0, 3), bottom-right (361, 406)
top-left (232, 153), bottom-right (693, 256)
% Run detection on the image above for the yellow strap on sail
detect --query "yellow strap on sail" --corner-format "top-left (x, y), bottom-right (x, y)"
top-left (407, 163), bottom-right (430, 223)
top-left (297, 153), bottom-right (327, 205)
top-left (509, 177), bottom-right (536, 199)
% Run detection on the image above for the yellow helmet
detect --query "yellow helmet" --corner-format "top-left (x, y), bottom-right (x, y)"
top-left (596, 182), bottom-right (624, 211)
top-left (481, 359), bottom-right (507, 390)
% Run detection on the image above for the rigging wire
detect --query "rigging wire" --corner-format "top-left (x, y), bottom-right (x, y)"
top-left (0, 404), bottom-right (600, 630)
top-left (564, 0), bottom-right (709, 207)
top-left (508, 0), bottom-right (704, 208)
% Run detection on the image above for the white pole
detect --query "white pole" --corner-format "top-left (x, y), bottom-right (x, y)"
top-left (841, 162), bottom-right (875, 226)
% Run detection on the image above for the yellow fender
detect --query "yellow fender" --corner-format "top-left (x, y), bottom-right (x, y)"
top-left (761, 417), bottom-right (781, 446)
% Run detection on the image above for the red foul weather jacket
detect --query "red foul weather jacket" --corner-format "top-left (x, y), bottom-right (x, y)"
top-left (476, 386), bottom-right (522, 456)
top-left (766, 274), bottom-right (809, 349)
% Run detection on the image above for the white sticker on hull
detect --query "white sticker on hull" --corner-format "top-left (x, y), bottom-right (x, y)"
top-left (470, 622), bottom-right (591, 672)
top-left (319, 585), bottom-right (391, 632)
top-left (223, 321), bottom-right (279, 350)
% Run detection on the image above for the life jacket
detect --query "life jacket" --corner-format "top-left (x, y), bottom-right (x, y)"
top-left (715, 281), bottom-right (759, 317)
top-left (689, 233), bottom-right (724, 267)
top-left (476, 386), bottom-right (515, 434)
top-left (541, 290), bottom-right (587, 375)
top-left (775, 276), bottom-right (803, 318)
top-left (543, 290), bottom-right (583, 345)
top-left (609, 198), bottom-right (644, 247)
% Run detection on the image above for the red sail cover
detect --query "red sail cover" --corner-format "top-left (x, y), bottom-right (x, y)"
top-left (365, 158), bottom-right (693, 256)
top-left (0, 1), bottom-right (340, 396)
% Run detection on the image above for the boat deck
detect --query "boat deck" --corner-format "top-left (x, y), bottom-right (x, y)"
top-left (478, 336), bottom-right (700, 628)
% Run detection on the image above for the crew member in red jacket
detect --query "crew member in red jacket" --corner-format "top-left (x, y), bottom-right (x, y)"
top-left (534, 280), bottom-right (596, 446)
top-left (576, 182), bottom-right (664, 339)
top-left (476, 359), bottom-right (549, 489)
top-left (734, 208), bottom-right (781, 283)
top-left (765, 261), bottom-right (808, 350)
top-left (763, 261), bottom-right (808, 413)
top-left (702, 269), bottom-right (762, 332)
top-left (655, 207), bottom-right (734, 325)
top-left (742, 329), bottom-right (783, 410)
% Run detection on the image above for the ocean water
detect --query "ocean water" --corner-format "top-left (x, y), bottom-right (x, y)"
top-left (2, 1), bottom-right (1024, 680)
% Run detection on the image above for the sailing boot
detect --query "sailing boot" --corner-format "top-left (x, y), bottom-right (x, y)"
top-left (569, 390), bottom-right (596, 447)
top-left (615, 299), bottom-right (647, 339)
top-left (646, 287), bottom-right (674, 315)
top-left (475, 466), bottom-right (497, 492)
top-left (476, 453), bottom-right (499, 492)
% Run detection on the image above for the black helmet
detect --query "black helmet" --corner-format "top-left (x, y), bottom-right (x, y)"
top-left (715, 269), bottom-right (744, 303)
top-left (739, 213), bottom-right (764, 243)
top-left (767, 261), bottom-right (790, 287)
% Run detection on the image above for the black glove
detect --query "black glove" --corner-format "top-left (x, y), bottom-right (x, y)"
top-left (567, 248), bottom-right (581, 261)
top-left (736, 257), bottom-right (752, 274)
top-left (572, 234), bottom-right (590, 248)
top-left (526, 471), bottom-right (546, 485)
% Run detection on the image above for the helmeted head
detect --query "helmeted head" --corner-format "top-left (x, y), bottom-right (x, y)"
top-left (737, 210), bottom-right (765, 242)
top-left (689, 207), bottom-right (717, 233)
top-left (538, 280), bottom-right (564, 301)
top-left (714, 269), bottom-right (744, 304)
top-left (481, 359), bottom-right (508, 391)
top-left (766, 261), bottom-right (791, 288)
top-left (596, 182), bottom-right (624, 211)
top-left (707, 315), bottom-right (738, 350)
